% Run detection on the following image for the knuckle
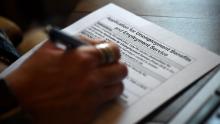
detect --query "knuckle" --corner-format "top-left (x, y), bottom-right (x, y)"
top-left (117, 82), bottom-right (124, 95)
top-left (119, 63), bottom-right (128, 77)
top-left (78, 46), bottom-right (100, 67)
top-left (86, 75), bottom-right (100, 87)
top-left (111, 43), bottom-right (121, 59)
top-left (78, 53), bottom-right (94, 66)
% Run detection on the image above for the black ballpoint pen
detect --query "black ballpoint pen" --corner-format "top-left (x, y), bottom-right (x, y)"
top-left (46, 26), bottom-right (87, 49)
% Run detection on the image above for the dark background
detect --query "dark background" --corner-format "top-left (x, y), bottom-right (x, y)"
top-left (0, 0), bottom-right (79, 29)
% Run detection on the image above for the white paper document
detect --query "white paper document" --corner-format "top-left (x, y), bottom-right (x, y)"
top-left (2, 3), bottom-right (220, 124)
top-left (61, 4), bottom-right (220, 124)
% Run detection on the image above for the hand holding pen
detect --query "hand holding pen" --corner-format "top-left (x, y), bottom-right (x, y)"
top-left (46, 26), bottom-right (118, 64)
top-left (5, 25), bottom-right (127, 123)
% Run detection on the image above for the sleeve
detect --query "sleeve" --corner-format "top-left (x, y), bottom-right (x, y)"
top-left (0, 29), bottom-right (20, 65)
top-left (0, 78), bottom-right (32, 124)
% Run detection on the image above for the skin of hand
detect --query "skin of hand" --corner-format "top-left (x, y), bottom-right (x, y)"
top-left (5, 39), bottom-right (128, 124)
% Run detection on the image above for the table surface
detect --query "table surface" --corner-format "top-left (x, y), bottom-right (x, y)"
top-left (67, 0), bottom-right (220, 123)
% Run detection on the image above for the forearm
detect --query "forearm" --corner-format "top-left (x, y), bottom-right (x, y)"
top-left (0, 22), bottom-right (26, 122)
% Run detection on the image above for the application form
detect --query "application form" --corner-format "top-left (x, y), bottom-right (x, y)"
top-left (62, 4), bottom-right (220, 124)
top-left (77, 16), bottom-right (194, 106)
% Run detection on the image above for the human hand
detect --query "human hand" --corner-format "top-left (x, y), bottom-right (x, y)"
top-left (5, 39), bottom-right (127, 124)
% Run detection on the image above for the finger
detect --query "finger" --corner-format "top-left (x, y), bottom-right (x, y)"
top-left (95, 42), bottom-right (121, 64)
top-left (88, 62), bottom-right (128, 86)
top-left (99, 82), bottom-right (124, 104)
top-left (106, 42), bottom-right (121, 62)
top-left (79, 35), bottom-right (105, 45)
top-left (40, 40), bottom-right (64, 52)
top-left (62, 45), bottom-right (100, 68)
top-left (64, 42), bottom-right (121, 68)
top-left (33, 41), bottom-right (64, 59)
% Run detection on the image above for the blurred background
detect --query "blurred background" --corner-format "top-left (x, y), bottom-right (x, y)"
top-left (0, 0), bottom-right (80, 56)
top-left (0, 0), bottom-right (79, 29)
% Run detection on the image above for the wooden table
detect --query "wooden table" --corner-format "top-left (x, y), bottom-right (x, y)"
top-left (67, 0), bottom-right (220, 123)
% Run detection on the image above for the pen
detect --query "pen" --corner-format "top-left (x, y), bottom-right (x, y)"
top-left (45, 26), bottom-right (87, 49)
top-left (45, 26), bottom-right (115, 64)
